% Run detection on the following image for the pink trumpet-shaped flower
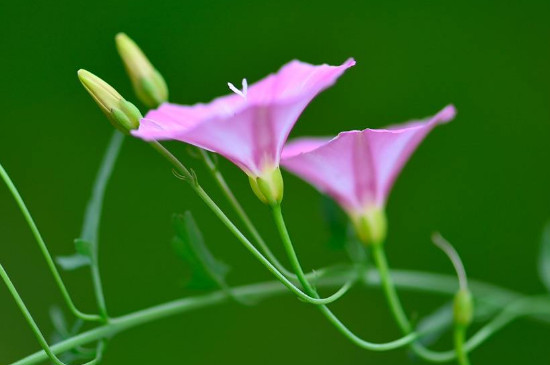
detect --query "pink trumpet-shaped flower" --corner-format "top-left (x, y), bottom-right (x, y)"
top-left (132, 59), bottom-right (356, 178)
top-left (281, 105), bottom-right (456, 243)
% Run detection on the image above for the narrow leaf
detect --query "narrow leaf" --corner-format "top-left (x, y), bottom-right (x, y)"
top-left (321, 197), bottom-right (348, 250)
top-left (345, 224), bottom-right (368, 264)
top-left (50, 306), bottom-right (70, 340)
top-left (172, 212), bottom-right (230, 289)
top-left (416, 302), bottom-right (454, 346)
top-left (80, 131), bottom-right (124, 248)
top-left (538, 221), bottom-right (550, 292)
top-left (56, 254), bottom-right (91, 271)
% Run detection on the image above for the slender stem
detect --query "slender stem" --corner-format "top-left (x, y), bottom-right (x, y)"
top-left (82, 131), bottom-right (125, 321)
top-left (371, 244), bottom-right (412, 333)
top-left (149, 141), bottom-right (350, 305)
top-left (413, 295), bottom-right (550, 362)
top-left (90, 264), bottom-right (108, 320)
top-left (271, 203), bottom-right (417, 350)
top-left (0, 163), bottom-right (101, 322)
top-left (0, 264), bottom-right (100, 365)
top-left (372, 244), bottom-right (485, 363)
top-left (10, 268), bottom-right (550, 365)
top-left (198, 149), bottom-right (295, 278)
top-left (454, 326), bottom-right (470, 365)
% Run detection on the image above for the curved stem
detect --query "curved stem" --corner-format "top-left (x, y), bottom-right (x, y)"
top-left (149, 141), bottom-right (350, 305)
top-left (81, 131), bottom-right (125, 321)
top-left (413, 295), bottom-right (550, 362)
top-left (198, 149), bottom-right (295, 278)
top-left (372, 244), bottom-right (484, 363)
top-left (371, 244), bottom-right (412, 333)
top-left (9, 268), bottom-right (550, 365)
top-left (271, 203), bottom-right (416, 350)
top-left (0, 163), bottom-right (102, 322)
top-left (0, 264), bottom-right (101, 365)
top-left (454, 326), bottom-right (471, 365)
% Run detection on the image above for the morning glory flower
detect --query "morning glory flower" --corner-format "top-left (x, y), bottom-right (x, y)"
top-left (131, 58), bottom-right (355, 204)
top-left (281, 105), bottom-right (456, 244)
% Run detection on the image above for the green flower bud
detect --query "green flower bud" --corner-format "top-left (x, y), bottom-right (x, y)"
top-left (78, 69), bottom-right (142, 133)
top-left (115, 33), bottom-right (168, 108)
top-left (453, 288), bottom-right (474, 327)
top-left (351, 207), bottom-right (387, 246)
top-left (249, 168), bottom-right (284, 206)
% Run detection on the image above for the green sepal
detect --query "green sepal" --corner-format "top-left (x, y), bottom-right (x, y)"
top-left (453, 289), bottom-right (474, 327)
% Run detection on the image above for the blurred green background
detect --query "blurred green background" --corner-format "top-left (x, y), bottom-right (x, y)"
top-left (1, 1), bottom-right (549, 364)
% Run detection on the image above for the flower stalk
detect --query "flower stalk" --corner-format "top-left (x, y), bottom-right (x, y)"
top-left (0, 163), bottom-right (102, 322)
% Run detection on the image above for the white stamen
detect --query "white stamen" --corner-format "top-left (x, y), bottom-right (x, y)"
top-left (432, 232), bottom-right (468, 290)
top-left (241, 78), bottom-right (248, 97)
top-left (228, 78), bottom-right (248, 99)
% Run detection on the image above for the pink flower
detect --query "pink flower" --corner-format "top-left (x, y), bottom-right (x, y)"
top-left (281, 105), bottom-right (456, 243)
top-left (132, 59), bottom-right (356, 179)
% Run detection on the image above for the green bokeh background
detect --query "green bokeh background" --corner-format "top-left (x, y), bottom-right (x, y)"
top-left (1, 1), bottom-right (549, 364)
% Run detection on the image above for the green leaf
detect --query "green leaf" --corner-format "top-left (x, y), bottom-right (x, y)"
top-left (172, 212), bottom-right (230, 290)
top-left (345, 224), bottom-right (368, 264)
top-left (58, 132), bottom-right (124, 272)
top-left (74, 239), bottom-right (93, 259)
top-left (50, 306), bottom-right (70, 341)
top-left (321, 197), bottom-right (348, 250)
top-left (538, 221), bottom-right (550, 292)
top-left (416, 302), bottom-right (454, 346)
top-left (56, 254), bottom-right (91, 271)
top-left (49, 306), bottom-right (95, 364)
top-left (80, 131), bottom-right (124, 246)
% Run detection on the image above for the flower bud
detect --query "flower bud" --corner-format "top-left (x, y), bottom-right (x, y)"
top-left (115, 33), bottom-right (168, 108)
top-left (78, 69), bottom-right (142, 133)
top-left (249, 168), bottom-right (284, 205)
top-left (453, 288), bottom-right (474, 327)
top-left (351, 207), bottom-right (387, 245)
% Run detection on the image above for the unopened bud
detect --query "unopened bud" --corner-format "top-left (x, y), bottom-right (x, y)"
top-left (249, 168), bottom-right (284, 205)
top-left (453, 288), bottom-right (473, 327)
top-left (115, 33), bottom-right (168, 108)
top-left (351, 207), bottom-right (387, 245)
top-left (78, 69), bottom-right (142, 133)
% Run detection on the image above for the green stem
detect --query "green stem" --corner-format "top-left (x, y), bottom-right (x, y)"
top-left (372, 244), bottom-right (486, 363)
top-left (271, 203), bottom-right (417, 350)
top-left (90, 264), bottom-right (108, 320)
top-left (371, 244), bottom-right (412, 333)
top-left (9, 268), bottom-right (550, 365)
top-left (198, 149), bottom-right (295, 278)
top-left (0, 163), bottom-right (101, 322)
top-left (0, 264), bottom-right (101, 365)
top-left (82, 130), bottom-right (125, 321)
top-left (149, 141), bottom-right (351, 305)
top-left (413, 295), bottom-right (550, 362)
top-left (454, 326), bottom-right (470, 365)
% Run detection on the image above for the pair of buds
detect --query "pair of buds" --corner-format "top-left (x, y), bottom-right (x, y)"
top-left (78, 33), bottom-right (168, 133)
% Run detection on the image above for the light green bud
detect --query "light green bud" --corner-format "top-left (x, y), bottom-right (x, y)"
top-left (351, 207), bottom-right (387, 246)
top-left (453, 288), bottom-right (474, 327)
top-left (116, 33), bottom-right (168, 108)
top-left (78, 69), bottom-right (142, 133)
top-left (249, 168), bottom-right (284, 206)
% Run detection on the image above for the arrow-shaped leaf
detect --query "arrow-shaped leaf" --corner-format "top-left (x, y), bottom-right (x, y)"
top-left (172, 212), bottom-right (230, 290)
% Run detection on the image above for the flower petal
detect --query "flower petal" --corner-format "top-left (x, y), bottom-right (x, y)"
top-left (132, 59), bottom-right (356, 176)
top-left (281, 105), bottom-right (456, 212)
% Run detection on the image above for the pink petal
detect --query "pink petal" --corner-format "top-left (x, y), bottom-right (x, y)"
top-left (281, 105), bottom-right (456, 213)
top-left (132, 59), bottom-right (356, 176)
